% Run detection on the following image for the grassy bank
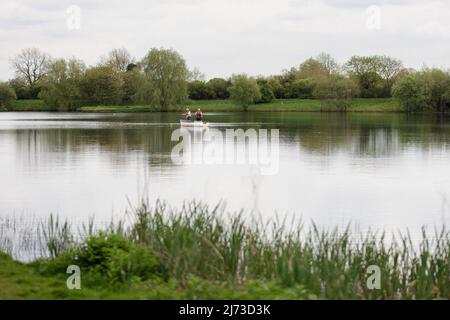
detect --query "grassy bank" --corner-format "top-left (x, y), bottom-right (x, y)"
top-left (7, 99), bottom-right (51, 112)
top-left (78, 98), bottom-right (401, 113)
top-left (1, 98), bottom-right (402, 113)
top-left (1, 201), bottom-right (448, 300)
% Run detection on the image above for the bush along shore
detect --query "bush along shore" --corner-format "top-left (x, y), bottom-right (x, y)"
top-left (2, 48), bottom-right (450, 113)
top-left (3, 98), bottom-right (402, 113)
top-left (0, 201), bottom-right (448, 300)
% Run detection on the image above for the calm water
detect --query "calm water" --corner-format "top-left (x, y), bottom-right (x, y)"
top-left (1, 112), bottom-right (449, 234)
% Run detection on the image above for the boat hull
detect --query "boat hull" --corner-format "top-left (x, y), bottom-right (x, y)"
top-left (180, 120), bottom-right (209, 128)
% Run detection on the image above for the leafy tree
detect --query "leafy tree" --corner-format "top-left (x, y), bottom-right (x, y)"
top-left (8, 77), bottom-right (40, 99)
top-left (39, 58), bottom-right (85, 111)
top-left (81, 66), bottom-right (123, 105)
top-left (136, 48), bottom-right (189, 110)
top-left (391, 74), bottom-right (431, 112)
top-left (298, 58), bottom-right (328, 79)
top-left (126, 63), bottom-right (138, 72)
top-left (0, 82), bottom-right (17, 111)
top-left (422, 68), bottom-right (450, 112)
top-left (316, 52), bottom-right (340, 76)
top-left (207, 78), bottom-right (230, 99)
top-left (188, 81), bottom-right (215, 100)
top-left (313, 76), bottom-right (359, 111)
top-left (392, 69), bottom-right (450, 112)
top-left (286, 79), bottom-right (315, 99)
top-left (378, 56), bottom-right (403, 93)
top-left (355, 71), bottom-right (384, 98)
top-left (256, 79), bottom-right (275, 103)
top-left (121, 68), bottom-right (141, 103)
top-left (346, 55), bottom-right (403, 98)
top-left (267, 77), bottom-right (283, 99)
top-left (228, 75), bottom-right (261, 111)
top-left (297, 53), bottom-right (338, 80)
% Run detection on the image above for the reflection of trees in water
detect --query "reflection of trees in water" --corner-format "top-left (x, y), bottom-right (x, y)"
top-left (276, 113), bottom-right (450, 157)
top-left (10, 113), bottom-right (450, 170)
top-left (12, 126), bottom-right (178, 170)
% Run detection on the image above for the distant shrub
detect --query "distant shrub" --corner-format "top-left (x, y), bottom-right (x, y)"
top-left (0, 82), bottom-right (17, 111)
top-left (228, 74), bottom-right (261, 111)
top-left (188, 81), bottom-right (215, 100)
top-left (286, 79), bottom-right (315, 99)
top-left (392, 68), bottom-right (450, 113)
top-left (313, 76), bottom-right (359, 111)
top-left (80, 66), bottom-right (124, 105)
top-left (207, 78), bottom-right (231, 99)
top-left (392, 74), bottom-right (432, 112)
top-left (256, 79), bottom-right (275, 103)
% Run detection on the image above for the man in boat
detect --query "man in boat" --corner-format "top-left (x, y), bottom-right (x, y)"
top-left (184, 108), bottom-right (192, 121)
top-left (195, 108), bottom-right (203, 121)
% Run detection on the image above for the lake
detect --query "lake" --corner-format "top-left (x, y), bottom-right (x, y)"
top-left (1, 112), bottom-right (449, 237)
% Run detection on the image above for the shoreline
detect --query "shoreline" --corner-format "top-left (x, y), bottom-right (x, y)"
top-left (0, 203), bottom-right (448, 300)
top-left (2, 98), bottom-right (409, 113)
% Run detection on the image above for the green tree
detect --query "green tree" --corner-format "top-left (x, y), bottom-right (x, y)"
top-left (121, 68), bottom-right (141, 103)
top-left (286, 79), bottom-right (315, 99)
top-left (298, 58), bottom-right (328, 79)
top-left (136, 48), bottom-right (189, 110)
top-left (188, 81), bottom-right (215, 100)
top-left (228, 75), bottom-right (261, 111)
top-left (39, 58), bottom-right (85, 111)
top-left (256, 79), bottom-right (275, 103)
top-left (267, 77), bottom-right (283, 99)
top-left (0, 82), bottom-right (17, 111)
top-left (392, 69), bottom-right (450, 113)
top-left (297, 53), bottom-right (338, 79)
top-left (346, 55), bottom-right (403, 98)
top-left (313, 76), bottom-right (359, 111)
top-left (81, 66), bottom-right (123, 105)
top-left (422, 68), bottom-right (450, 112)
top-left (207, 78), bottom-right (230, 99)
top-left (391, 74), bottom-right (431, 112)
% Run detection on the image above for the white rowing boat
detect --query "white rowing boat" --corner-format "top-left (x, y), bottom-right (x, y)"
top-left (179, 120), bottom-right (209, 128)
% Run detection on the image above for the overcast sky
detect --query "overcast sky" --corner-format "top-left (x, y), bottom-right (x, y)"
top-left (1, 0), bottom-right (450, 81)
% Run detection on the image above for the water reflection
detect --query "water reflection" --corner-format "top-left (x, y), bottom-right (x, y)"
top-left (0, 112), bottom-right (449, 235)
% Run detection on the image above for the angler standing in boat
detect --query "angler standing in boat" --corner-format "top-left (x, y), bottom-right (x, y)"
top-left (195, 108), bottom-right (203, 121)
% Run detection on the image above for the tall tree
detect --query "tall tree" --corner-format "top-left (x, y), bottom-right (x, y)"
top-left (228, 74), bottom-right (261, 111)
top-left (39, 58), bottom-right (85, 111)
top-left (10, 48), bottom-right (51, 86)
top-left (102, 48), bottom-right (133, 73)
top-left (0, 82), bottom-right (17, 111)
top-left (316, 52), bottom-right (339, 76)
top-left (80, 66), bottom-right (124, 105)
top-left (137, 48), bottom-right (189, 110)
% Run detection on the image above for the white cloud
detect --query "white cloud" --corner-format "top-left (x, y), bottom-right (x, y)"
top-left (1, 0), bottom-right (450, 81)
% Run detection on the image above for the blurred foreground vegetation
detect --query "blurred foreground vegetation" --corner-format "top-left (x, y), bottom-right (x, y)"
top-left (0, 201), bottom-right (448, 300)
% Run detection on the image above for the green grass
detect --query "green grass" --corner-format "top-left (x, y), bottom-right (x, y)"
top-left (77, 98), bottom-right (401, 113)
top-left (78, 105), bottom-right (180, 113)
top-left (6, 99), bottom-right (52, 112)
top-left (1, 201), bottom-right (448, 300)
top-left (1, 251), bottom-right (306, 299)
top-left (2, 98), bottom-right (402, 113)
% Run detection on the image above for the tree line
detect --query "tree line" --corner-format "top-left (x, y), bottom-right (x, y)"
top-left (1, 47), bottom-right (450, 112)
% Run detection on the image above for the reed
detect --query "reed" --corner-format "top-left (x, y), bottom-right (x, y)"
top-left (1, 200), bottom-right (448, 299)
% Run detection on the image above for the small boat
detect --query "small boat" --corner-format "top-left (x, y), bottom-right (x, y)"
top-left (179, 120), bottom-right (209, 128)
